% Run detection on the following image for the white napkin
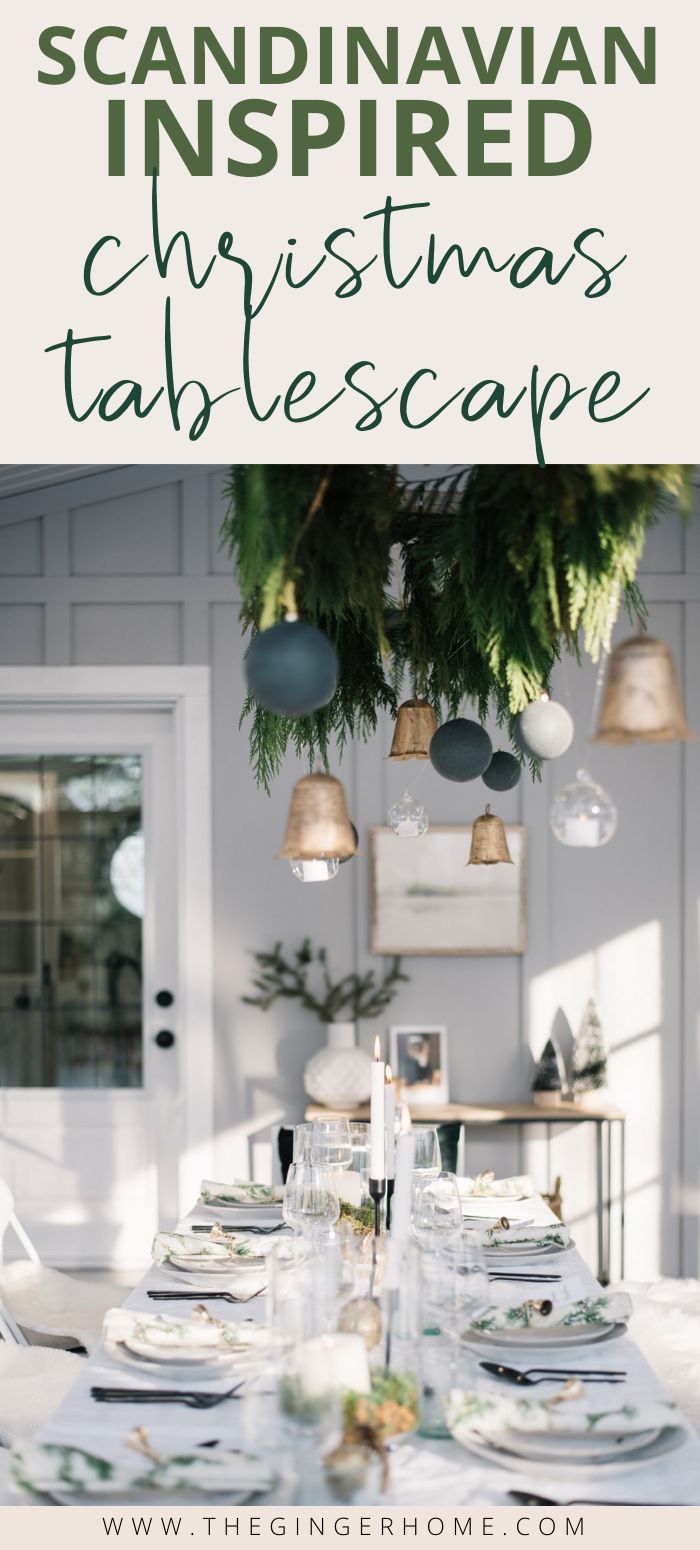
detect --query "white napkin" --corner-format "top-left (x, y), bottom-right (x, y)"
top-left (200, 1179), bottom-right (283, 1206)
top-left (472, 1291), bottom-right (632, 1331)
top-left (446, 1386), bottom-right (683, 1439)
top-left (478, 1222), bottom-right (571, 1250)
top-left (151, 1230), bottom-right (264, 1266)
top-left (458, 1174), bottom-right (534, 1200)
top-left (10, 1438), bottom-right (274, 1499)
top-left (103, 1307), bottom-right (267, 1352)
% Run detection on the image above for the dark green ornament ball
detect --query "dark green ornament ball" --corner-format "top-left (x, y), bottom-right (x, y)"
top-left (483, 751), bottom-right (522, 792)
top-left (245, 620), bottom-right (337, 717)
top-left (429, 718), bottom-right (492, 782)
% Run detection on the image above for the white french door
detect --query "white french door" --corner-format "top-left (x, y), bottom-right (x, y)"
top-left (0, 706), bottom-right (184, 1266)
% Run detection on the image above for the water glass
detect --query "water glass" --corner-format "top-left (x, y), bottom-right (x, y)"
top-left (283, 1161), bottom-right (340, 1238)
top-left (412, 1125), bottom-right (441, 1175)
top-left (411, 1170), bottom-right (463, 1248)
top-left (310, 1117), bottom-right (353, 1171)
top-left (438, 1230), bottom-right (491, 1339)
top-left (269, 1236), bottom-right (341, 1344)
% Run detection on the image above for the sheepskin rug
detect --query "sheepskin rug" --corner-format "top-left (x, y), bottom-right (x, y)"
top-left (0, 1345), bottom-right (82, 1445)
top-left (0, 1261), bottom-right (120, 1354)
top-left (612, 1278), bottom-right (700, 1429)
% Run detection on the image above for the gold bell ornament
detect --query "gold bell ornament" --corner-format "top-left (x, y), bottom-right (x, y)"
top-left (593, 633), bottom-right (691, 744)
top-left (467, 805), bottom-right (513, 865)
top-left (279, 771), bottom-right (357, 882)
top-left (388, 699), bottom-right (437, 760)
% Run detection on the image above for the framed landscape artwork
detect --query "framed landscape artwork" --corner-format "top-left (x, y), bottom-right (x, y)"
top-left (371, 825), bottom-right (527, 956)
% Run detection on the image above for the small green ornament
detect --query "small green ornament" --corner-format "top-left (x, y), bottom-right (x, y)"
top-left (429, 719), bottom-right (492, 782)
top-left (483, 751), bottom-right (521, 791)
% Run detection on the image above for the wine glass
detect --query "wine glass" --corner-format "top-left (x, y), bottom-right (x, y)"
top-left (411, 1171), bottom-right (463, 1248)
top-left (310, 1117), bottom-right (352, 1171)
top-left (412, 1125), bottom-right (441, 1175)
top-left (293, 1122), bottom-right (315, 1163)
top-left (283, 1161), bottom-right (340, 1238)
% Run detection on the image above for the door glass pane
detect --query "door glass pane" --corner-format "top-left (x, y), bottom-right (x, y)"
top-left (0, 755), bottom-right (143, 1089)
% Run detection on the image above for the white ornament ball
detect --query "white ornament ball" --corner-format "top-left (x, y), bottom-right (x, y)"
top-left (515, 696), bottom-right (574, 760)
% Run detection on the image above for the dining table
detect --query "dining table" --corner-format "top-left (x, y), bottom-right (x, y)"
top-left (2, 1192), bottom-right (699, 1507)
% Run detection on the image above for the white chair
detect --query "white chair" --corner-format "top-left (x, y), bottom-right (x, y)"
top-left (0, 1299), bottom-right (82, 1446)
top-left (0, 1176), bottom-right (123, 1355)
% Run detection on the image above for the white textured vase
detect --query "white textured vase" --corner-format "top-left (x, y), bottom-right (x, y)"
top-left (303, 1023), bottom-right (373, 1108)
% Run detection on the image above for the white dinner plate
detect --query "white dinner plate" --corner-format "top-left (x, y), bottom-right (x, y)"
top-left (198, 1197), bottom-right (282, 1214)
top-left (496, 1427), bottom-right (660, 1464)
top-left (452, 1424), bottom-right (685, 1479)
top-left (462, 1321), bottom-right (626, 1351)
top-left (106, 1338), bottom-right (238, 1378)
top-left (123, 1333), bottom-right (233, 1366)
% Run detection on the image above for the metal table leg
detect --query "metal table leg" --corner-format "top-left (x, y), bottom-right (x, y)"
top-left (605, 1119), bottom-right (613, 1284)
top-left (619, 1118), bottom-right (626, 1280)
top-left (595, 1120), bottom-right (605, 1284)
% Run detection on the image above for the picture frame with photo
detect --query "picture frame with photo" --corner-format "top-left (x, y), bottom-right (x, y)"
top-left (371, 825), bottom-right (527, 956)
top-left (390, 1024), bottom-right (449, 1105)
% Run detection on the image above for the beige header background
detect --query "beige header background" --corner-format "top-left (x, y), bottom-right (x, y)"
top-left (0, 1), bottom-right (697, 461)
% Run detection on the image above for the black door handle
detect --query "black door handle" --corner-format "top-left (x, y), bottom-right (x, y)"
top-left (154, 1029), bottom-right (175, 1049)
top-left (156, 989), bottom-right (174, 1007)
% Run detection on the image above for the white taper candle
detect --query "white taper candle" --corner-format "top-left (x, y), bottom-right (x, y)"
top-left (370, 1035), bottom-right (385, 1180)
top-left (384, 1066), bottom-right (396, 1180)
top-left (384, 1118), bottom-right (415, 1290)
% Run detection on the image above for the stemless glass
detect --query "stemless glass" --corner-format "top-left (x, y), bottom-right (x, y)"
top-left (310, 1117), bottom-right (353, 1171)
top-left (412, 1125), bottom-right (441, 1175)
top-left (283, 1161), bottom-right (340, 1238)
top-left (348, 1121), bottom-right (371, 1198)
top-left (438, 1229), bottom-right (491, 1339)
top-left (269, 1236), bottom-right (341, 1344)
top-left (411, 1170), bottom-right (463, 1248)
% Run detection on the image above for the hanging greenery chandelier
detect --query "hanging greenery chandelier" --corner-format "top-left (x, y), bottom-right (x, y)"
top-left (222, 463), bottom-right (690, 790)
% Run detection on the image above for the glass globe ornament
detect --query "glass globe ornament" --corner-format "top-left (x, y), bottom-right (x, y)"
top-left (550, 768), bottom-right (618, 849)
top-left (289, 856), bottom-right (340, 882)
top-left (388, 791), bottom-right (429, 838)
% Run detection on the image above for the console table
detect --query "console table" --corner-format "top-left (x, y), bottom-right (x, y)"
top-left (305, 1097), bottom-right (626, 1285)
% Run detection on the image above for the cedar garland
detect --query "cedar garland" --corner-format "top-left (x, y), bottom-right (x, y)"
top-left (221, 463), bottom-right (690, 789)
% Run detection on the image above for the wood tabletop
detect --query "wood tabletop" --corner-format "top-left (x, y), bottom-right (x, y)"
top-left (305, 1097), bottom-right (626, 1124)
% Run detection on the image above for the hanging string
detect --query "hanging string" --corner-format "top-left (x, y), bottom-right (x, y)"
top-left (587, 586), bottom-right (620, 742)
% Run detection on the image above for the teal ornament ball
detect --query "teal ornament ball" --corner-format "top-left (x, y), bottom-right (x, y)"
top-left (483, 751), bottom-right (521, 792)
top-left (515, 698), bottom-right (574, 760)
top-left (245, 621), bottom-right (337, 717)
top-left (429, 719), bottom-right (492, 782)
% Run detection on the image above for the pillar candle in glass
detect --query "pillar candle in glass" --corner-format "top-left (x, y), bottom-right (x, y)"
top-left (384, 1124), bottom-right (416, 1290)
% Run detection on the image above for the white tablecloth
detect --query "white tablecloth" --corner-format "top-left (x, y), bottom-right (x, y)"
top-left (3, 1195), bottom-right (700, 1505)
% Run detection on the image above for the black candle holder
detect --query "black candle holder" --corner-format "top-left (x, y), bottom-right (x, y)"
top-left (368, 1177), bottom-right (386, 1298)
top-left (368, 1177), bottom-right (386, 1237)
top-left (386, 1177), bottom-right (395, 1231)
